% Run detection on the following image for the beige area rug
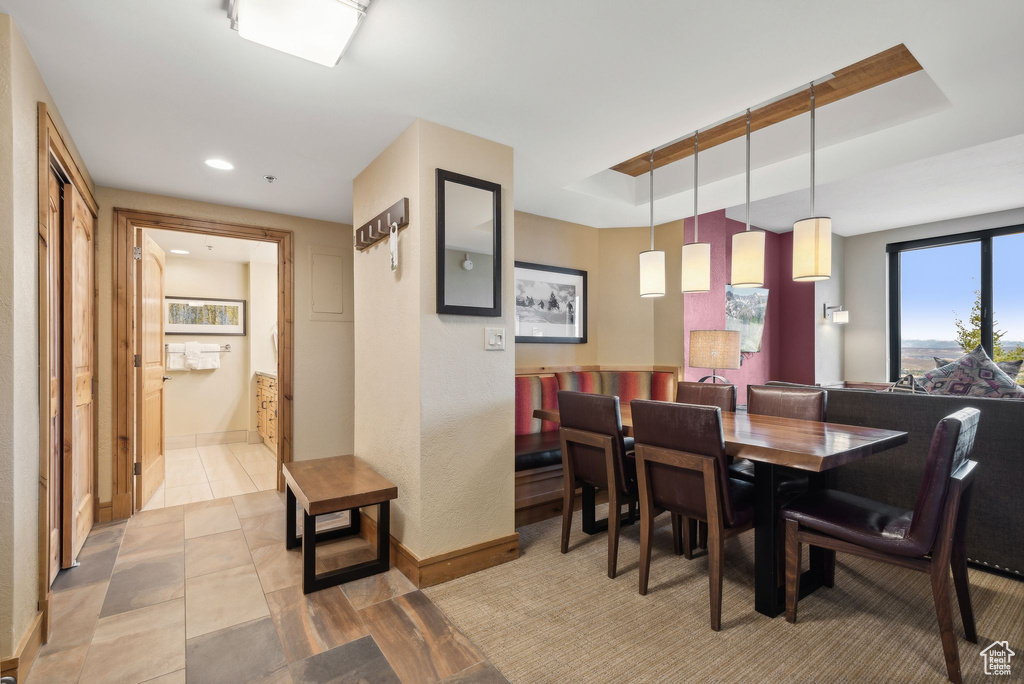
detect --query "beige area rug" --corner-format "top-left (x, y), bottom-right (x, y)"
top-left (424, 506), bottom-right (1024, 683)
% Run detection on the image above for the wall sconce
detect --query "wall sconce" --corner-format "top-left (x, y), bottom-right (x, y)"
top-left (824, 304), bottom-right (849, 324)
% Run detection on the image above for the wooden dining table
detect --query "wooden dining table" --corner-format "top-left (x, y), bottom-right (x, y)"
top-left (534, 405), bottom-right (909, 618)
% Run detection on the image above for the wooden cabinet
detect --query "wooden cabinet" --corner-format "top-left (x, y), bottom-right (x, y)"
top-left (256, 372), bottom-right (278, 447)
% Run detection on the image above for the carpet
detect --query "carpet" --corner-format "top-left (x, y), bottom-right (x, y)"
top-left (424, 507), bottom-right (1024, 683)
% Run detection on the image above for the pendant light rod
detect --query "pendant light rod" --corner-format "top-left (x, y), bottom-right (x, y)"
top-left (745, 109), bottom-right (751, 231)
top-left (693, 131), bottom-right (699, 242)
top-left (809, 83), bottom-right (816, 215)
top-left (649, 150), bottom-right (655, 249)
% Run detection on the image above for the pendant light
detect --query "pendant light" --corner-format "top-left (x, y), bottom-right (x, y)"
top-left (731, 109), bottom-right (766, 288)
top-left (681, 131), bottom-right (711, 293)
top-left (792, 84), bottom-right (832, 281)
top-left (638, 150), bottom-right (665, 297)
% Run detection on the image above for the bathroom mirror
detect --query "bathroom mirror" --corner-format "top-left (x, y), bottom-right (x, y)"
top-left (436, 168), bottom-right (502, 316)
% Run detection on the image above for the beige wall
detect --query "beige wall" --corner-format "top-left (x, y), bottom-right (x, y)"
top-left (162, 257), bottom-right (251, 437)
top-left (95, 187), bottom-right (356, 503)
top-left (843, 207), bottom-right (1024, 381)
top-left (0, 13), bottom-right (96, 658)
top-left (597, 227), bottom-right (656, 365)
top-left (354, 119), bottom-right (515, 559)
top-left (653, 221), bottom-right (686, 368)
top-left (814, 234), bottom-right (846, 386)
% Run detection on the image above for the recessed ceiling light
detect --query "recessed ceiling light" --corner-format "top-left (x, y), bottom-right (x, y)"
top-left (228, 0), bottom-right (369, 67)
top-left (205, 159), bottom-right (234, 170)
top-left (170, 249), bottom-right (190, 255)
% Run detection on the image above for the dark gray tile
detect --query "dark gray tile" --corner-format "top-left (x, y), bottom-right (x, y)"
top-left (100, 554), bottom-right (185, 617)
top-left (289, 635), bottom-right (400, 684)
top-left (82, 520), bottom-right (127, 550)
top-left (441, 661), bottom-right (509, 684)
top-left (186, 617), bottom-right (288, 684)
top-left (51, 542), bottom-right (120, 593)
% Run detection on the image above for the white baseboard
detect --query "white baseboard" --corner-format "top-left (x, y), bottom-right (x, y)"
top-left (247, 430), bottom-right (263, 444)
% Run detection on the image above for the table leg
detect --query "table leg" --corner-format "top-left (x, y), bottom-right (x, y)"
top-left (302, 509), bottom-right (317, 594)
top-left (285, 484), bottom-right (299, 550)
top-left (581, 484), bottom-right (637, 536)
top-left (299, 502), bottom-right (392, 595)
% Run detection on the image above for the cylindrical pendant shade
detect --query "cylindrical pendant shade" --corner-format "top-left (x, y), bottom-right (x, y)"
top-left (731, 230), bottom-right (766, 288)
top-left (681, 242), bottom-right (711, 293)
top-left (792, 216), bottom-right (832, 281)
top-left (639, 249), bottom-right (666, 297)
top-left (689, 330), bottom-right (741, 370)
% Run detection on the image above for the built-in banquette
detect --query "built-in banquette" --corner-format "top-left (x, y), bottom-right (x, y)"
top-left (514, 366), bottom-right (677, 526)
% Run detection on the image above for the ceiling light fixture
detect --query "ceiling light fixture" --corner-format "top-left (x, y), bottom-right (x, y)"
top-left (681, 131), bottom-right (711, 293)
top-left (792, 83), bottom-right (832, 281)
top-left (229, 0), bottom-right (369, 67)
top-left (731, 109), bottom-right (766, 288)
top-left (638, 151), bottom-right (666, 298)
top-left (205, 159), bottom-right (234, 170)
top-left (169, 249), bottom-right (190, 255)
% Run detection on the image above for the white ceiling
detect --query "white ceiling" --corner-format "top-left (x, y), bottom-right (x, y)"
top-left (2, 0), bottom-right (1023, 232)
top-left (147, 228), bottom-right (278, 264)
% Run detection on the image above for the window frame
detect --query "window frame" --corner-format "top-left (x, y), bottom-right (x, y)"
top-left (886, 223), bottom-right (1024, 382)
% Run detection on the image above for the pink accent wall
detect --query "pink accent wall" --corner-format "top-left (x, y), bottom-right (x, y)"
top-left (682, 210), bottom-right (814, 404)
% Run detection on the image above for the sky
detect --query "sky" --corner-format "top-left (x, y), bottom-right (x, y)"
top-left (900, 231), bottom-right (1024, 343)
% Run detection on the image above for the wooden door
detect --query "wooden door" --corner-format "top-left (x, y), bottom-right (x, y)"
top-left (136, 231), bottom-right (166, 509)
top-left (47, 169), bottom-right (63, 581)
top-left (62, 183), bottom-right (95, 565)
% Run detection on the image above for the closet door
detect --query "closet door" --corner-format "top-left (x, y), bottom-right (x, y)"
top-left (136, 231), bottom-right (167, 509)
top-left (47, 169), bottom-right (63, 581)
top-left (62, 183), bottom-right (95, 565)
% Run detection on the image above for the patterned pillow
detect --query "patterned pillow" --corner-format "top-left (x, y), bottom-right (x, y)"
top-left (922, 346), bottom-right (1024, 399)
top-left (885, 374), bottom-right (926, 394)
top-left (934, 353), bottom-right (1022, 380)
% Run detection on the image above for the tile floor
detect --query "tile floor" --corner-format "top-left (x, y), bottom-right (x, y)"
top-left (142, 443), bottom-right (279, 511)
top-left (32, 490), bottom-right (507, 684)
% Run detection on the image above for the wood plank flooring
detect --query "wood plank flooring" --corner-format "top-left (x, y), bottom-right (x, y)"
top-left (31, 490), bottom-right (506, 683)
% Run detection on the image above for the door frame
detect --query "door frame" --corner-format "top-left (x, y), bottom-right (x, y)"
top-left (112, 210), bottom-right (294, 513)
top-left (36, 103), bottom-right (100, 636)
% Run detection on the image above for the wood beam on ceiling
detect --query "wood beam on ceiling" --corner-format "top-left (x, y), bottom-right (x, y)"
top-left (610, 44), bottom-right (923, 177)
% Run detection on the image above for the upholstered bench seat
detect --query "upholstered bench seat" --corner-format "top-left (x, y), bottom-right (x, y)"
top-left (515, 431), bottom-right (563, 471)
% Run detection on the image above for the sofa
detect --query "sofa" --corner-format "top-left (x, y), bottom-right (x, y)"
top-left (775, 384), bottom-right (1024, 577)
top-left (513, 367), bottom-right (676, 525)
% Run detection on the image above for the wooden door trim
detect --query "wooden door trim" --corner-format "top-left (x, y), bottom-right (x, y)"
top-left (36, 102), bottom-right (99, 639)
top-left (112, 209), bottom-right (295, 514)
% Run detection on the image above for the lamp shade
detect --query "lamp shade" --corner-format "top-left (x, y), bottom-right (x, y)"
top-left (639, 249), bottom-right (666, 297)
top-left (832, 309), bottom-right (849, 324)
top-left (681, 242), bottom-right (711, 293)
top-left (792, 217), bottom-right (832, 281)
top-left (731, 230), bottom-right (765, 288)
top-left (689, 330), bottom-right (741, 370)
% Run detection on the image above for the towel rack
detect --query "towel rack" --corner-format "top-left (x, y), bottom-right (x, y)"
top-left (164, 344), bottom-right (231, 353)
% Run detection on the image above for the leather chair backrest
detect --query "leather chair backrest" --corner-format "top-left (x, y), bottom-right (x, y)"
top-left (630, 400), bottom-right (740, 526)
top-left (747, 385), bottom-right (826, 422)
top-left (676, 381), bottom-right (736, 413)
top-left (558, 391), bottom-right (631, 491)
top-left (907, 408), bottom-right (981, 552)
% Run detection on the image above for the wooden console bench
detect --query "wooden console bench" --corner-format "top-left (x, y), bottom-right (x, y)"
top-left (283, 455), bottom-right (398, 594)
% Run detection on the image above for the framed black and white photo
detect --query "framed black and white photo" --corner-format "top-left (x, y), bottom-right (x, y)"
top-left (514, 262), bottom-right (587, 344)
top-left (165, 296), bottom-right (247, 336)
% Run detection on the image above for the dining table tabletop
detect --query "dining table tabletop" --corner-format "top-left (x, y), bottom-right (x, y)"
top-left (534, 404), bottom-right (909, 618)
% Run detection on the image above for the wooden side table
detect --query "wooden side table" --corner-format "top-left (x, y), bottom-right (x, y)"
top-left (282, 455), bottom-right (398, 594)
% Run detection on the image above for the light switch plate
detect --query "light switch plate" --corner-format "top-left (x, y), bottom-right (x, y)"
top-left (485, 327), bottom-right (505, 351)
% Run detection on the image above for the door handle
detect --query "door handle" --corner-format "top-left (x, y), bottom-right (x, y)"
top-left (162, 375), bottom-right (172, 381)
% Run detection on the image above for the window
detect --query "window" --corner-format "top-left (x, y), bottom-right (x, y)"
top-left (887, 224), bottom-right (1024, 382)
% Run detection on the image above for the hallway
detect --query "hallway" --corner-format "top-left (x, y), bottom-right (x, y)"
top-left (141, 443), bottom-right (280, 511)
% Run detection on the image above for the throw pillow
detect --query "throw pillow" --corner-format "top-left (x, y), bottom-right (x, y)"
top-left (922, 346), bottom-right (1024, 399)
top-left (934, 353), bottom-right (1023, 380)
top-left (885, 374), bottom-right (926, 394)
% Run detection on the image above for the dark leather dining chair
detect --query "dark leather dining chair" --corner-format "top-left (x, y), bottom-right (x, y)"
top-left (730, 384), bottom-right (826, 483)
top-left (631, 399), bottom-right (755, 631)
top-left (782, 408), bottom-right (980, 684)
top-left (676, 381), bottom-right (737, 413)
top-left (558, 390), bottom-right (638, 579)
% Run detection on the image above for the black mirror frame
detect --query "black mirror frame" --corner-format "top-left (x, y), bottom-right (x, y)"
top-left (435, 168), bottom-right (502, 317)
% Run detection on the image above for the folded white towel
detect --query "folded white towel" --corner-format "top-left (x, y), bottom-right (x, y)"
top-left (196, 343), bottom-right (221, 370)
top-left (166, 343), bottom-right (185, 354)
top-left (166, 353), bottom-right (187, 371)
top-left (184, 341), bottom-right (203, 370)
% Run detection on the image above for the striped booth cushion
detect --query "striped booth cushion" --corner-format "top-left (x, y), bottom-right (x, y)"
top-left (651, 371), bottom-right (676, 402)
top-left (514, 375), bottom-right (560, 435)
top-left (601, 371), bottom-right (651, 404)
top-left (555, 371), bottom-right (602, 394)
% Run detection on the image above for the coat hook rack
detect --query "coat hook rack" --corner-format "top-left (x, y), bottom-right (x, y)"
top-left (355, 198), bottom-right (409, 251)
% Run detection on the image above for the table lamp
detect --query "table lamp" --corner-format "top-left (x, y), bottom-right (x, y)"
top-left (689, 330), bottom-right (741, 384)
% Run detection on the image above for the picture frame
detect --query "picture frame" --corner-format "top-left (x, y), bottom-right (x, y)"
top-left (165, 296), bottom-right (247, 336)
top-left (514, 261), bottom-right (587, 344)
top-left (724, 285), bottom-right (769, 352)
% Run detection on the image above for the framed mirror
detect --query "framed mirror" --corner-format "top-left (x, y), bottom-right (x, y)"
top-left (436, 168), bottom-right (502, 316)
